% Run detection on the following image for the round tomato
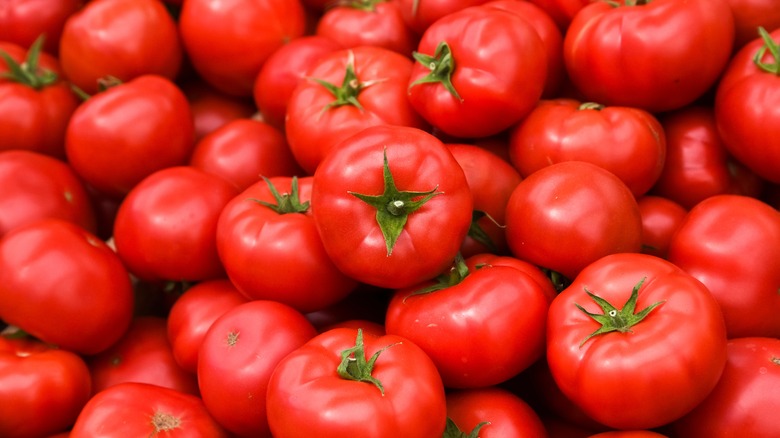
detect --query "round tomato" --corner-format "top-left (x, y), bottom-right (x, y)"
top-left (636, 195), bottom-right (687, 259)
top-left (526, 0), bottom-right (594, 31)
top-left (0, 0), bottom-right (82, 55)
top-left (445, 387), bottom-right (547, 438)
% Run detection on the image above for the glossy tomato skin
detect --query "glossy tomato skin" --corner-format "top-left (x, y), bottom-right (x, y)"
top-left (0, 219), bottom-right (134, 355)
top-left (198, 300), bottom-right (317, 437)
top-left (672, 337), bottom-right (780, 437)
top-left (564, 0), bottom-right (734, 113)
top-left (0, 336), bottom-right (92, 438)
top-left (65, 75), bottom-right (195, 198)
top-left (179, 0), bottom-right (306, 96)
top-left (70, 382), bottom-right (229, 438)
top-left (0, 0), bottom-right (82, 55)
top-left (636, 195), bottom-right (687, 259)
top-left (217, 176), bottom-right (357, 313)
top-left (724, 0), bottom-right (780, 49)
top-left (547, 253), bottom-right (728, 430)
top-left (58, 0), bottom-right (182, 94)
top-left (407, 5), bottom-right (547, 138)
top-left (396, 0), bottom-right (494, 35)
top-left (526, 0), bottom-right (594, 31)
top-left (465, 253), bottom-right (558, 303)
top-left (667, 195), bottom-right (780, 339)
top-left (266, 327), bottom-right (447, 438)
top-left (509, 98), bottom-right (666, 197)
top-left (113, 166), bottom-right (239, 282)
top-left (445, 387), bottom-right (547, 437)
top-left (0, 150), bottom-right (96, 238)
top-left (505, 161), bottom-right (643, 281)
top-left (311, 125), bottom-right (473, 289)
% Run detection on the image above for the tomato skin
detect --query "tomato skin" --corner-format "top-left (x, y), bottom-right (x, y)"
top-left (311, 125), bottom-right (473, 289)
top-left (445, 387), bottom-right (547, 438)
top-left (65, 74), bottom-right (195, 198)
top-left (0, 336), bottom-right (92, 438)
top-left (724, 0), bottom-right (780, 49)
top-left (636, 195), bottom-right (687, 259)
top-left (179, 0), bottom-right (307, 96)
top-left (58, 0), bottom-right (182, 95)
top-left (564, 0), bottom-right (734, 113)
top-left (198, 300), bottom-right (317, 437)
top-left (504, 161), bottom-right (643, 281)
top-left (181, 79), bottom-right (257, 142)
top-left (0, 0), bottom-right (82, 55)
top-left (667, 195), bottom-right (780, 339)
top-left (465, 253), bottom-right (557, 303)
top-left (672, 337), bottom-right (780, 437)
top-left (0, 150), bottom-right (96, 238)
top-left (70, 382), bottom-right (229, 438)
top-left (112, 166), bottom-right (239, 282)
top-left (266, 327), bottom-right (447, 438)
top-left (526, 0), bottom-right (594, 31)
top-left (396, 0), bottom-right (494, 35)
top-left (547, 253), bottom-right (728, 430)
top-left (0, 219), bottom-right (134, 355)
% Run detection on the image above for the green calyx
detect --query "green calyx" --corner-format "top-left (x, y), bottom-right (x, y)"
top-left (443, 418), bottom-right (490, 438)
top-left (575, 277), bottom-right (665, 347)
top-left (337, 328), bottom-right (398, 395)
top-left (467, 210), bottom-right (499, 253)
top-left (579, 102), bottom-right (605, 111)
top-left (349, 148), bottom-right (441, 256)
top-left (410, 41), bottom-right (462, 101)
top-left (405, 253), bottom-right (469, 301)
top-left (754, 26), bottom-right (780, 75)
top-left (340, 0), bottom-right (384, 11)
top-left (250, 176), bottom-right (310, 214)
top-left (313, 50), bottom-right (381, 113)
top-left (0, 35), bottom-right (58, 89)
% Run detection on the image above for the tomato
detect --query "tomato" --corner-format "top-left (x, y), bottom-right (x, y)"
top-left (395, 0), bottom-right (494, 35)
top-left (65, 74), bottom-right (195, 198)
top-left (667, 195), bottom-right (780, 339)
top-left (724, 0), bottom-right (780, 49)
top-left (509, 98), bottom-right (666, 197)
top-left (166, 279), bottom-right (249, 374)
top-left (286, 45), bottom-right (428, 174)
top-left (385, 255), bottom-right (549, 388)
top-left (0, 219), bottom-right (134, 355)
top-left (672, 337), bottom-right (780, 437)
top-left (70, 382), bottom-right (228, 437)
top-left (464, 253), bottom-right (558, 303)
top-left (444, 387), bottom-right (547, 438)
top-left (266, 327), bottom-right (447, 437)
top-left (311, 124), bottom-right (473, 289)
top-left (651, 105), bottom-right (764, 209)
top-left (113, 166), bottom-right (239, 282)
top-left (0, 0), bottom-right (82, 55)
top-left (0, 38), bottom-right (80, 159)
top-left (189, 118), bottom-right (303, 191)
top-left (198, 300), bottom-right (317, 437)
top-left (407, 4), bottom-right (547, 138)
top-left (526, 0), bottom-right (594, 31)
top-left (181, 79), bottom-right (257, 142)
top-left (714, 27), bottom-right (780, 183)
top-left (58, 0), bottom-right (182, 95)
top-left (564, 0), bottom-right (734, 113)
top-left (547, 253), bottom-right (728, 430)
top-left (0, 336), bottom-right (91, 438)
top-left (505, 161), bottom-right (643, 281)
top-left (253, 35), bottom-right (343, 130)
top-left (179, 0), bottom-right (307, 96)
top-left (636, 195), bottom-right (687, 259)
top-left (0, 150), bottom-right (96, 238)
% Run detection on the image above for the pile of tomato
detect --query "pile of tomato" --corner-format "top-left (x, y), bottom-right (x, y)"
top-left (1, 0), bottom-right (779, 437)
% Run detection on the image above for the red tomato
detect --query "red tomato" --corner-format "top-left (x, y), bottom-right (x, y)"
top-left (311, 125), bottom-right (473, 289)
top-left (509, 98), bottom-right (666, 197)
top-left (395, 0), bottom-right (494, 35)
top-left (0, 219), bottom-right (134, 354)
top-left (65, 74), bottom-right (195, 198)
top-left (166, 279), bottom-right (249, 374)
top-left (112, 166), bottom-right (239, 282)
top-left (672, 337), bottom-right (780, 437)
top-left (385, 255), bottom-right (549, 388)
top-left (667, 195), bottom-right (780, 338)
top-left (0, 336), bottom-right (91, 438)
top-left (636, 195), bottom-right (687, 259)
top-left (465, 253), bottom-right (558, 303)
top-left (179, 0), bottom-right (307, 96)
top-left (0, 0), bottom-right (82, 55)
top-left (286, 45), bottom-right (428, 174)
top-left (505, 161), bottom-right (643, 281)
top-left (526, 0), bottom-right (594, 31)
top-left (652, 105), bottom-right (765, 209)
top-left (547, 253), bottom-right (728, 430)
top-left (266, 327), bottom-right (447, 437)
top-left (0, 150), bottom-right (96, 238)
top-left (445, 387), bottom-right (547, 437)
top-left (70, 382), bottom-right (228, 437)
top-left (181, 79), bottom-right (257, 142)
top-left (189, 118), bottom-right (303, 191)
top-left (407, 5), bottom-right (547, 138)
top-left (714, 27), bottom-right (780, 183)
top-left (564, 0), bottom-right (734, 112)
top-left (0, 38), bottom-right (80, 159)
top-left (724, 0), bottom-right (780, 49)
top-left (58, 0), bottom-right (182, 95)
top-left (198, 300), bottom-right (317, 437)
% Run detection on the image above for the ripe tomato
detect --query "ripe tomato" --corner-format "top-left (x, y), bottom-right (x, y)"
top-left (445, 387), bottom-right (547, 437)
top-left (311, 125), bottom-right (473, 289)
top-left (266, 327), bottom-right (447, 438)
top-left (0, 0), bottom-right (82, 55)
top-left (464, 253), bottom-right (558, 303)
top-left (724, 0), bottom-right (780, 49)
top-left (395, 0), bottom-right (494, 35)
top-left (636, 195), bottom-right (687, 259)
top-left (547, 253), bottom-right (728, 430)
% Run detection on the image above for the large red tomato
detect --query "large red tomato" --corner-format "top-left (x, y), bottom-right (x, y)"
top-left (445, 387), bottom-right (547, 438)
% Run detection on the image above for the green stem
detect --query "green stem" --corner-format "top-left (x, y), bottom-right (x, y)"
top-left (754, 26), bottom-right (780, 75)
top-left (337, 329), bottom-right (397, 395)
top-left (409, 41), bottom-right (462, 101)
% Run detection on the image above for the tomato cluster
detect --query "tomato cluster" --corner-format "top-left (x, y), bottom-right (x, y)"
top-left (1, 0), bottom-right (779, 437)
